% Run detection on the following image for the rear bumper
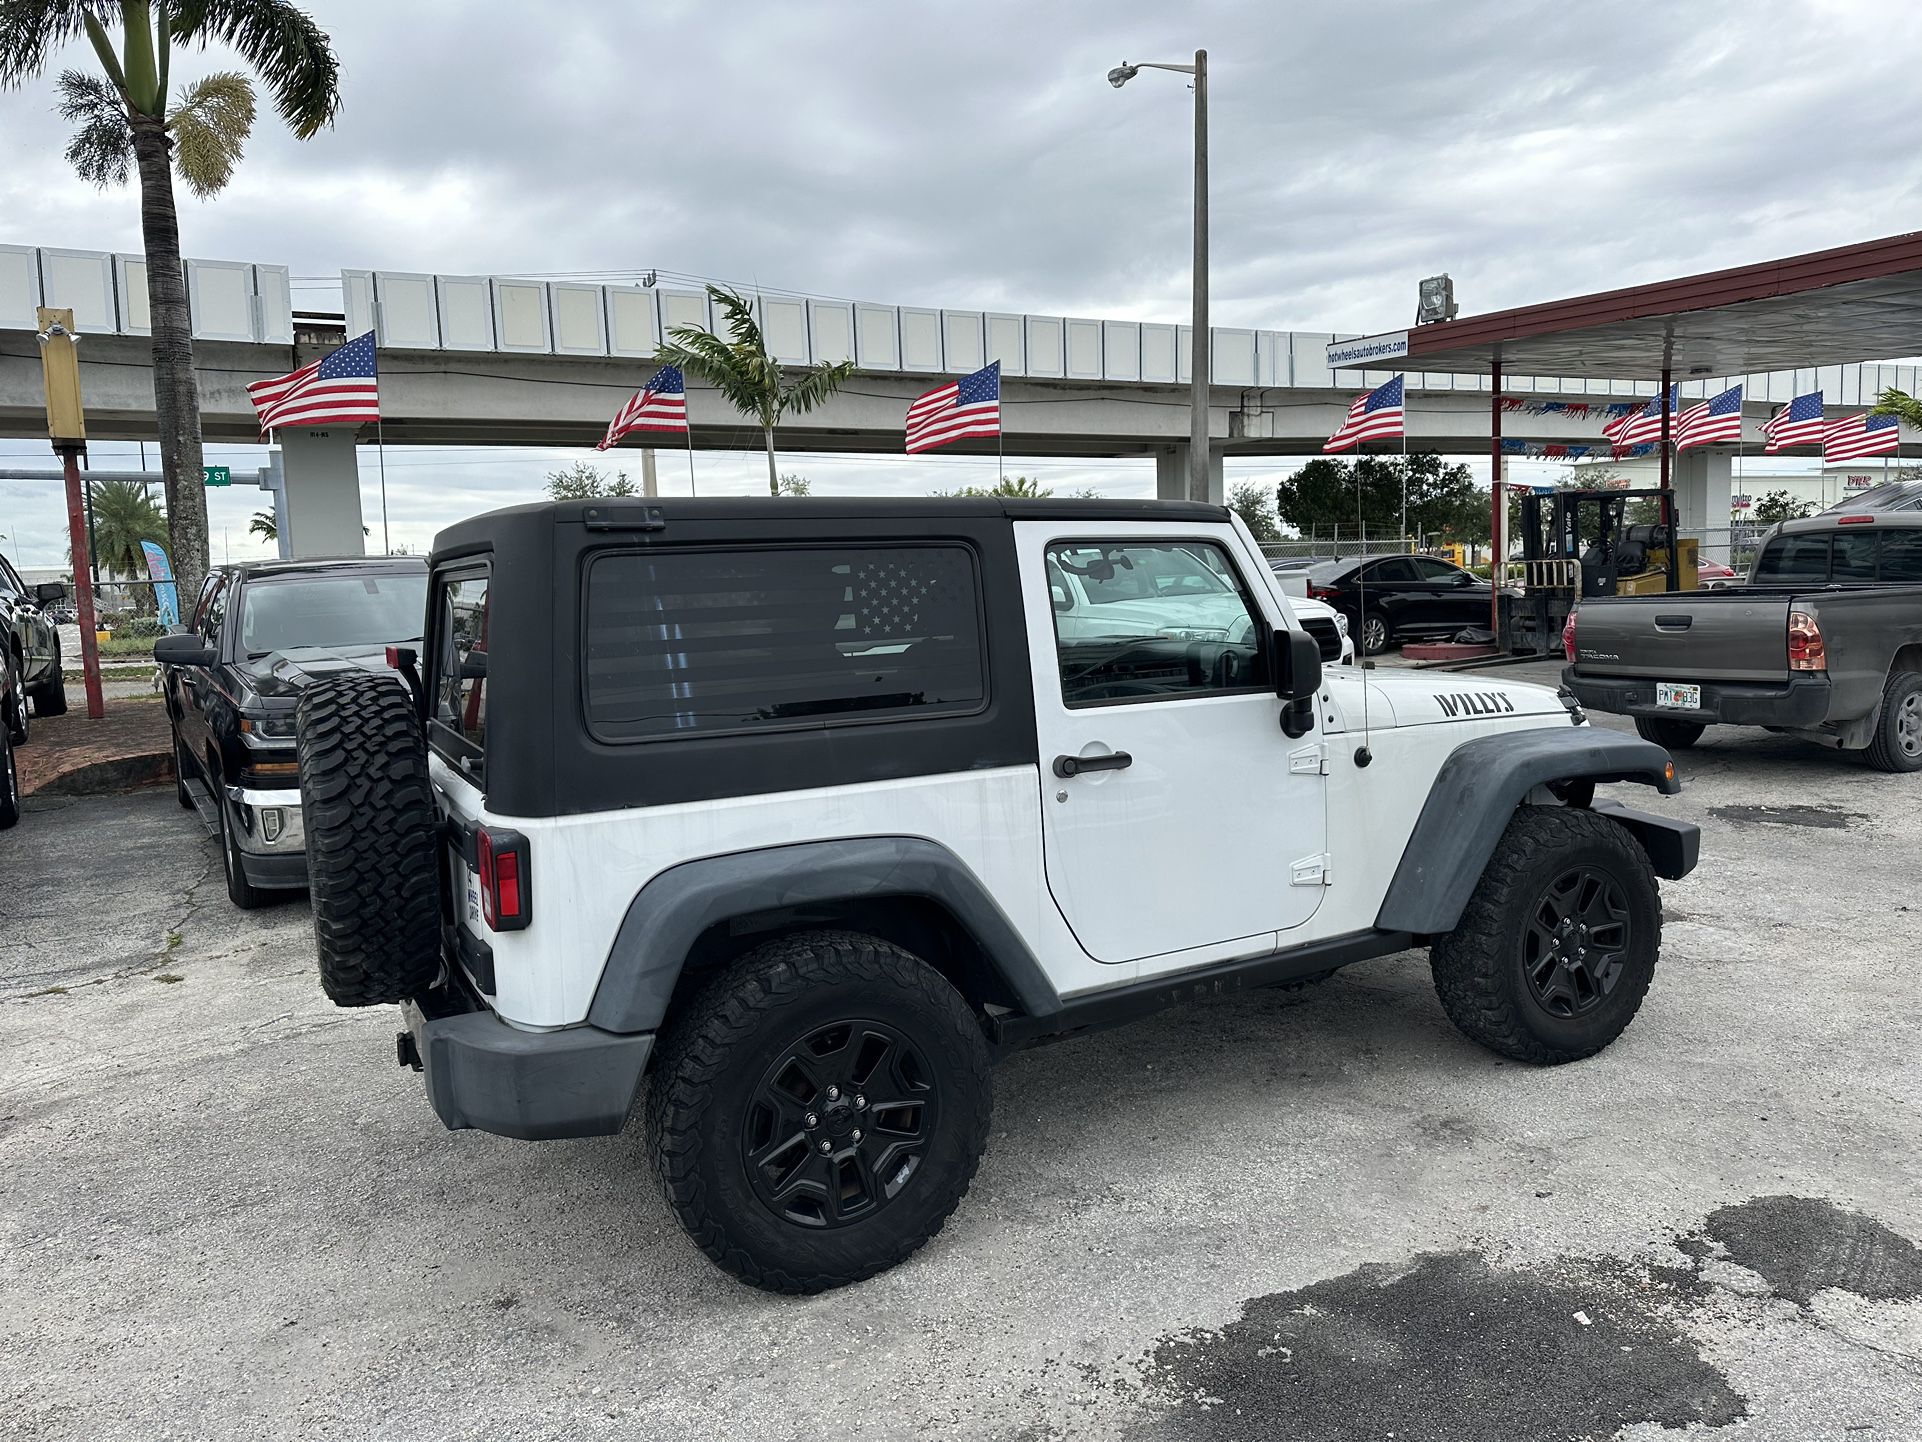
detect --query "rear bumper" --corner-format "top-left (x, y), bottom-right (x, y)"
top-left (401, 1001), bottom-right (652, 1142)
top-left (1562, 667), bottom-right (1832, 729)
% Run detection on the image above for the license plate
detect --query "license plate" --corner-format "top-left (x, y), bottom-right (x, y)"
top-left (451, 846), bottom-right (483, 930)
top-left (1655, 682), bottom-right (1701, 709)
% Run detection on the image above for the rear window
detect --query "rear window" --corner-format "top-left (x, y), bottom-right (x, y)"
top-left (1751, 533), bottom-right (1831, 584)
top-left (584, 545), bottom-right (986, 742)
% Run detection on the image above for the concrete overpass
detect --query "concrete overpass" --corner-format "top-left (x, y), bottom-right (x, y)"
top-left (3, 242), bottom-right (1915, 552)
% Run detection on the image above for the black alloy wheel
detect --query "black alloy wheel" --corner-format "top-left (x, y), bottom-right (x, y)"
top-left (742, 1018), bottom-right (938, 1229)
top-left (1520, 865), bottom-right (1631, 1019)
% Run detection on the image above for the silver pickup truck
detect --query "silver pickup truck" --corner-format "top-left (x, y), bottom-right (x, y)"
top-left (1563, 507), bottom-right (1922, 771)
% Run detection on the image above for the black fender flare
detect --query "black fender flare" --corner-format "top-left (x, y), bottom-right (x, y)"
top-left (1375, 728), bottom-right (1690, 936)
top-left (587, 836), bottom-right (1064, 1034)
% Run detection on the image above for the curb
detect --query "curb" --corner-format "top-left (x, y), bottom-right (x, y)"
top-left (27, 751), bottom-right (173, 798)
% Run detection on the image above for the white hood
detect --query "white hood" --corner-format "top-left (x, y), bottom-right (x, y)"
top-left (1322, 668), bottom-right (1569, 731)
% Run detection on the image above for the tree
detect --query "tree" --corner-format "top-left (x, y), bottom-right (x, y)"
top-left (247, 508), bottom-right (274, 541)
top-left (776, 473), bottom-right (811, 497)
top-left (546, 462), bottom-right (637, 500)
top-left (1753, 490), bottom-right (1814, 524)
top-left (654, 286), bottom-right (854, 496)
top-left (1872, 386), bottom-right (1922, 435)
top-left (1227, 480), bottom-right (1281, 543)
top-left (1276, 453), bottom-right (1485, 546)
top-left (931, 475), bottom-right (1052, 499)
top-left (1, 1), bottom-right (343, 609)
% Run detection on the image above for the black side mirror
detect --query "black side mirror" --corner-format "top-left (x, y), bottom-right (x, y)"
top-left (154, 633), bottom-right (216, 668)
top-left (1453, 570), bottom-right (1475, 586)
top-left (1274, 628), bottom-right (1322, 738)
top-left (34, 581), bottom-right (67, 605)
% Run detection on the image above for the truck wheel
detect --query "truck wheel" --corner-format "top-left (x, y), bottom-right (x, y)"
top-left (0, 716), bottom-right (20, 830)
top-left (647, 929), bottom-right (993, 1294)
top-left (1634, 716), bottom-right (1703, 750)
top-left (1862, 671), bottom-right (1922, 774)
top-left (216, 775), bottom-right (273, 911)
top-left (296, 674), bottom-right (442, 1007)
top-left (1431, 807), bottom-right (1660, 1065)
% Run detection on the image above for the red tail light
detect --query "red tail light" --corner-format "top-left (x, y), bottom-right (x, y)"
top-left (1308, 583), bottom-right (1339, 602)
top-left (1787, 610), bottom-right (1826, 672)
top-left (475, 826), bottom-right (530, 931)
top-left (1835, 515), bottom-right (1875, 525)
top-left (1562, 607), bottom-right (1578, 663)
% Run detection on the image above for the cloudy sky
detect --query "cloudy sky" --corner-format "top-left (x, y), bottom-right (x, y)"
top-left (4, 0), bottom-right (1921, 565)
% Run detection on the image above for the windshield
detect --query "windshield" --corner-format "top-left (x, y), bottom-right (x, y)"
top-left (239, 571), bottom-right (428, 657)
top-left (1057, 544), bottom-right (1233, 604)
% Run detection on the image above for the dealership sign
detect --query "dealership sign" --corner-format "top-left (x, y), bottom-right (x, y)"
top-left (1845, 474), bottom-right (1873, 489)
top-left (1326, 332), bottom-right (1409, 368)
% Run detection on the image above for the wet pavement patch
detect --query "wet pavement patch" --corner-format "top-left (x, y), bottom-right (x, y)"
top-left (1701, 1195), bottom-right (1922, 1308)
top-left (1132, 1251), bottom-right (1746, 1442)
top-left (1708, 803), bottom-right (1861, 829)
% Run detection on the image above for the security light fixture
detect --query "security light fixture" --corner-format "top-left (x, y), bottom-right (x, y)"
top-left (1108, 63), bottom-right (1139, 88)
top-left (1416, 274), bottom-right (1458, 325)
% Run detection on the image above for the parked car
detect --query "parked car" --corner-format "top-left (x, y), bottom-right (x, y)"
top-left (1305, 553), bottom-right (1502, 654)
top-left (0, 551), bottom-right (68, 723)
top-left (1564, 507), bottom-right (1922, 769)
top-left (0, 623), bottom-right (21, 830)
top-left (1696, 559), bottom-right (1739, 589)
top-left (155, 556), bottom-right (429, 906)
top-left (290, 496), bottom-right (1695, 1292)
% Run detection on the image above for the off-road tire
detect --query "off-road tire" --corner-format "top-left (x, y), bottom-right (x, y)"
top-left (1635, 716), bottom-right (1703, 750)
top-left (0, 715), bottom-right (20, 829)
top-left (216, 773), bottom-right (273, 911)
top-left (1431, 806), bottom-right (1661, 1065)
top-left (296, 674), bottom-right (442, 1006)
top-left (1862, 670), bottom-right (1922, 773)
top-left (647, 929), bottom-right (993, 1294)
top-left (32, 637), bottom-right (66, 717)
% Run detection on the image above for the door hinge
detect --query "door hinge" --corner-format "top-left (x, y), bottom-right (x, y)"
top-left (1290, 853), bottom-right (1333, 887)
top-left (1288, 742), bottom-right (1329, 776)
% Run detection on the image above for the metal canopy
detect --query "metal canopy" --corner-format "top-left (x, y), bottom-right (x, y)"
top-left (1343, 231), bottom-right (1922, 380)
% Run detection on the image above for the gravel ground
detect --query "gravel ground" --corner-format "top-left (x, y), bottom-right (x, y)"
top-left (2, 661), bottom-right (1919, 1442)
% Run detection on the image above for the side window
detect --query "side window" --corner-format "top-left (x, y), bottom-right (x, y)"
top-left (1047, 539), bottom-right (1270, 707)
top-left (1368, 557), bottom-right (1420, 584)
top-left (1879, 530), bottom-right (1922, 582)
top-left (0, 556), bottom-right (23, 598)
top-left (1831, 531), bottom-right (1878, 582)
top-left (583, 545), bottom-right (985, 742)
top-left (1410, 556), bottom-right (1459, 581)
top-left (198, 576), bottom-right (229, 645)
top-left (430, 569), bottom-right (490, 769)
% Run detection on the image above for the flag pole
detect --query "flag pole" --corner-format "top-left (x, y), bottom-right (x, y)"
top-left (375, 415), bottom-right (391, 554)
top-left (1399, 386), bottom-right (1408, 552)
top-left (685, 423), bottom-right (697, 497)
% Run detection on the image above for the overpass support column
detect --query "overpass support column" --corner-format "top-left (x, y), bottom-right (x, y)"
top-left (1671, 449), bottom-right (1734, 564)
top-left (276, 428), bottom-right (367, 558)
top-left (1155, 444), bottom-right (1223, 505)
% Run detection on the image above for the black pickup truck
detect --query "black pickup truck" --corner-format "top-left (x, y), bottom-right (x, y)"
top-left (156, 556), bottom-right (428, 906)
top-left (1564, 501), bottom-right (1922, 771)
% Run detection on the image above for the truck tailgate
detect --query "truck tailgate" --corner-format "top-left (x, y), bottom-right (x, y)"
top-left (1573, 593), bottom-right (1790, 682)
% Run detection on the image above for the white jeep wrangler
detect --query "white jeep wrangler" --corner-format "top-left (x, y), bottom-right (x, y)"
top-left (295, 497), bottom-right (1696, 1293)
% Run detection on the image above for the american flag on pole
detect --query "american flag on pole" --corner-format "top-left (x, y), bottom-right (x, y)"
top-left (1764, 391), bottom-right (1826, 452)
top-left (1674, 383), bottom-right (1743, 451)
top-left (598, 365), bottom-right (689, 449)
top-left (247, 330), bottom-right (380, 432)
top-left (1323, 374), bottom-right (1404, 452)
top-left (1602, 384), bottom-right (1678, 449)
top-left (905, 361), bottom-right (1000, 453)
top-left (1822, 411), bottom-right (1900, 463)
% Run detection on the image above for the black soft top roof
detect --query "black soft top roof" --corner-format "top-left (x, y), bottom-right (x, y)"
top-left (432, 495), bottom-right (1232, 558)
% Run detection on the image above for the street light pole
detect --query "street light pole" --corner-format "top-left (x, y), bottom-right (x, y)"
top-left (1189, 49), bottom-right (1209, 505)
top-left (1110, 50), bottom-right (1212, 503)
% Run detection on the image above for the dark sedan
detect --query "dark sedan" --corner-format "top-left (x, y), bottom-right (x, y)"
top-left (1305, 554), bottom-right (1497, 654)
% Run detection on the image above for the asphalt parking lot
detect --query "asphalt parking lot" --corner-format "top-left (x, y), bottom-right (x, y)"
top-left (3, 658), bottom-right (1920, 1441)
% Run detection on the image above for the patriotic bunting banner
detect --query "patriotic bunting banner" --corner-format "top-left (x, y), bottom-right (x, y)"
top-left (1501, 439), bottom-right (1658, 460)
top-left (1499, 398), bottom-right (1641, 419)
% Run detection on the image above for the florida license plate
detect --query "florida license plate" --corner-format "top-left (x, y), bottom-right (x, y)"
top-left (1655, 681), bottom-right (1701, 709)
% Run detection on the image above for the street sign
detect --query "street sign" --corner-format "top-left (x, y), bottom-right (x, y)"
top-left (203, 465), bottom-right (231, 487)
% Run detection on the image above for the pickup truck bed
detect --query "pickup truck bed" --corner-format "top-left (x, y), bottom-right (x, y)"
top-left (1563, 583), bottom-right (1922, 764)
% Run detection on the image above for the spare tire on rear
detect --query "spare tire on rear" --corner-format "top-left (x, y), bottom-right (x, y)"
top-left (296, 673), bottom-right (442, 1007)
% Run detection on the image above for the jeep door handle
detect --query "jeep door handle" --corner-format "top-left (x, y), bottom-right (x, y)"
top-left (1053, 751), bottom-right (1132, 778)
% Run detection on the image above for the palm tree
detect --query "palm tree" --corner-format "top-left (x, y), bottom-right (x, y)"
top-left (0, 1), bottom-right (343, 608)
top-left (247, 508), bottom-right (275, 541)
top-left (1872, 387), bottom-right (1922, 434)
top-left (654, 286), bottom-right (855, 496)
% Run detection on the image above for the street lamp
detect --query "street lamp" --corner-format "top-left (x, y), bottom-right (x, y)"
top-left (1109, 50), bottom-right (1209, 504)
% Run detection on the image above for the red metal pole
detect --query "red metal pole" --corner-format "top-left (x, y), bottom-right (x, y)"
top-left (57, 443), bottom-right (106, 719)
top-left (1490, 360), bottom-right (1503, 635)
top-left (1659, 366), bottom-right (1672, 490)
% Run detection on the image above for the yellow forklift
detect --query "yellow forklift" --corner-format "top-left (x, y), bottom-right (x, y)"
top-left (1507, 489), bottom-right (1698, 652)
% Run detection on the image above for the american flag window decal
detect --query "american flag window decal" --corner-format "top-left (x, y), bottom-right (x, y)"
top-left (583, 544), bottom-right (987, 741)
